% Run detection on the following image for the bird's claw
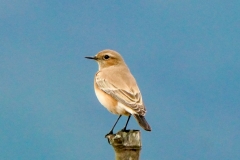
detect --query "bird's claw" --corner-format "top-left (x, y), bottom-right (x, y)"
top-left (105, 130), bottom-right (113, 138)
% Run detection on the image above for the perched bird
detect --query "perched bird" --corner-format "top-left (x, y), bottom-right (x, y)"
top-left (85, 49), bottom-right (151, 135)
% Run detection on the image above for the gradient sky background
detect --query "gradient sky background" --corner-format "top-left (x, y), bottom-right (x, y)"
top-left (0, 0), bottom-right (239, 160)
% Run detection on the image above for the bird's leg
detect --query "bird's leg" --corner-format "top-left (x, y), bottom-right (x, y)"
top-left (105, 115), bottom-right (122, 137)
top-left (121, 115), bottom-right (131, 131)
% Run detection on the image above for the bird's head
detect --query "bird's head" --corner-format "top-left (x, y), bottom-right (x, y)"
top-left (85, 49), bottom-right (126, 70)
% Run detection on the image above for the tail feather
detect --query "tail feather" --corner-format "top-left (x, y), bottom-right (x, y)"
top-left (133, 114), bottom-right (151, 131)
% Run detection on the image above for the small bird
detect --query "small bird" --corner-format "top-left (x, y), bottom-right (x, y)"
top-left (85, 49), bottom-right (151, 135)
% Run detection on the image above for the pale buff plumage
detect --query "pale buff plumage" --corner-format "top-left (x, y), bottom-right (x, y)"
top-left (85, 49), bottom-right (151, 133)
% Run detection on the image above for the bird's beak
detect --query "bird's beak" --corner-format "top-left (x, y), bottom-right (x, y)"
top-left (85, 56), bottom-right (97, 60)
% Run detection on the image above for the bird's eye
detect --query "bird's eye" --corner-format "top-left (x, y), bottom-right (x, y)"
top-left (103, 55), bottom-right (110, 60)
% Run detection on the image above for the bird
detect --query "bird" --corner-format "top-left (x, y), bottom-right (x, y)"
top-left (85, 49), bottom-right (151, 136)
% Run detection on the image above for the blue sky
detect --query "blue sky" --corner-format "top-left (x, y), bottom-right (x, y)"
top-left (0, 0), bottom-right (239, 159)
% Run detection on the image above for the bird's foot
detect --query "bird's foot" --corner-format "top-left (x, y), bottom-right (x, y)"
top-left (105, 130), bottom-right (113, 138)
top-left (105, 130), bottom-right (114, 144)
top-left (121, 127), bottom-right (130, 132)
top-left (121, 127), bottom-right (127, 132)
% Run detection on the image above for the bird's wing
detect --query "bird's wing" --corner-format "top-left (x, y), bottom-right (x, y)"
top-left (96, 75), bottom-right (146, 116)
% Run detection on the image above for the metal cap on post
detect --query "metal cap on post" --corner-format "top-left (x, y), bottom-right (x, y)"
top-left (106, 130), bottom-right (142, 160)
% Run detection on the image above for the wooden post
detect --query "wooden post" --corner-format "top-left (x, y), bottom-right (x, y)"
top-left (106, 130), bottom-right (142, 160)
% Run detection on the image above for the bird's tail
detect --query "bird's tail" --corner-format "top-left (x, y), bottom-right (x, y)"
top-left (133, 114), bottom-right (151, 131)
